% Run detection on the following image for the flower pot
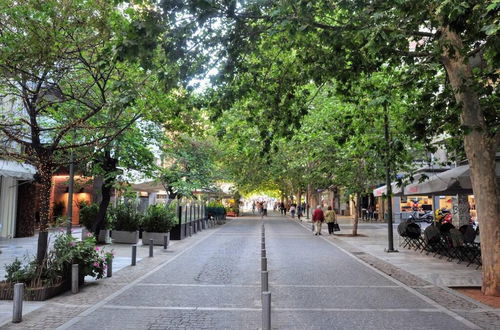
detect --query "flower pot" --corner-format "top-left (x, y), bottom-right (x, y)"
top-left (98, 229), bottom-right (111, 244)
top-left (112, 230), bottom-right (139, 244)
top-left (81, 228), bottom-right (91, 240)
top-left (142, 231), bottom-right (169, 246)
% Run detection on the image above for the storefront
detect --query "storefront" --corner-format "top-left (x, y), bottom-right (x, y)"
top-left (0, 160), bottom-right (36, 238)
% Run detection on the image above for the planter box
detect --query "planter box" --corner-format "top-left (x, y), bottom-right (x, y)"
top-left (112, 230), bottom-right (139, 244)
top-left (98, 229), bottom-right (111, 244)
top-left (142, 231), bottom-right (170, 246)
top-left (81, 228), bottom-right (90, 240)
top-left (0, 281), bottom-right (67, 301)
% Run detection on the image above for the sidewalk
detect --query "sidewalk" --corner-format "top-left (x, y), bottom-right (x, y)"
top-left (0, 226), bottom-right (180, 327)
top-left (294, 215), bottom-right (482, 287)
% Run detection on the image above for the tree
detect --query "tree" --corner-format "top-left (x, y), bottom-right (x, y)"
top-left (160, 0), bottom-right (500, 296)
top-left (0, 0), bottom-right (154, 262)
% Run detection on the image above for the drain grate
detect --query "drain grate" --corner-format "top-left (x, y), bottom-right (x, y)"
top-left (351, 251), bottom-right (366, 255)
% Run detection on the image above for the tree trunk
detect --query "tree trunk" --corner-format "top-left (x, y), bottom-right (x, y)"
top-left (93, 151), bottom-right (118, 235)
top-left (36, 158), bottom-right (53, 263)
top-left (441, 26), bottom-right (500, 296)
top-left (351, 195), bottom-right (359, 236)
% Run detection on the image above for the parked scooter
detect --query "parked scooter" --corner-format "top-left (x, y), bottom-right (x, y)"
top-left (408, 210), bottom-right (434, 223)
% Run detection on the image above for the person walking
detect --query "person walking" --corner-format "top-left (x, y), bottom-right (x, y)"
top-left (290, 204), bottom-right (296, 218)
top-left (325, 206), bottom-right (337, 235)
top-left (262, 201), bottom-right (268, 218)
top-left (297, 204), bottom-right (303, 221)
top-left (252, 201), bottom-right (256, 214)
top-left (312, 205), bottom-right (325, 235)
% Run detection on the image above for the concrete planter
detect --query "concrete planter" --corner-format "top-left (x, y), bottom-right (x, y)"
top-left (81, 228), bottom-right (90, 240)
top-left (98, 229), bottom-right (111, 244)
top-left (112, 230), bottom-right (139, 244)
top-left (142, 231), bottom-right (170, 246)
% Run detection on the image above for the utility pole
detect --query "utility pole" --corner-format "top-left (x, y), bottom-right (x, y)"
top-left (384, 102), bottom-right (397, 253)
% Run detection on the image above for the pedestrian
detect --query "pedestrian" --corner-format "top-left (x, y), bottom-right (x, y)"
top-left (290, 204), bottom-right (296, 218)
top-left (325, 206), bottom-right (337, 235)
top-left (297, 204), bottom-right (303, 221)
top-left (252, 201), bottom-right (256, 214)
top-left (312, 205), bottom-right (325, 236)
top-left (262, 201), bottom-right (268, 218)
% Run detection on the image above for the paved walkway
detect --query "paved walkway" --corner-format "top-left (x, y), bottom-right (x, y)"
top-left (0, 214), bottom-right (498, 329)
top-left (301, 216), bottom-right (483, 287)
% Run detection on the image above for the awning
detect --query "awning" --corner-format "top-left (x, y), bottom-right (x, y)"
top-left (0, 160), bottom-right (36, 180)
top-left (404, 161), bottom-right (500, 196)
top-left (373, 182), bottom-right (403, 197)
top-left (130, 180), bottom-right (166, 193)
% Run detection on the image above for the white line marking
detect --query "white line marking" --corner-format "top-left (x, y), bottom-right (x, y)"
top-left (101, 305), bottom-right (442, 313)
top-left (134, 283), bottom-right (400, 288)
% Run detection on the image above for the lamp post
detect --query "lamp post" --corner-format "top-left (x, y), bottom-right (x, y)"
top-left (384, 102), bottom-right (397, 253)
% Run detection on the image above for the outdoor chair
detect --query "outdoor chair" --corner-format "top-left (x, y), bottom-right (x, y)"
top-left (459, 224), bottom-right (482, 269)
top-left (423, 225), bottom-right (441, 254)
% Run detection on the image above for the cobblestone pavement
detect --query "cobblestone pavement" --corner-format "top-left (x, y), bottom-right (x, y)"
top-left (2, 214), bottom-right (498, 329)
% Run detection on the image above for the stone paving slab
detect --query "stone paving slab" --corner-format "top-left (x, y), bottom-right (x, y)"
top-left (270, 286), bottom-right (433, 309)
top-left (107, 285), bottom-right (260, 308)
top-left (271, 310), bottom-right (474, 330)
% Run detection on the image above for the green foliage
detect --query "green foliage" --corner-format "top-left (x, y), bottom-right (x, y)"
top-left (53, 234), bottom-right (107, 279)
top-left (4, 258), bottom-right (36, 284)
top-left (108, 203), bottom-right (142, 232)
top-left (206, 201), bottom-right (225, 216)
top-left (78, 201), bottom-right (99, 231)
top-left (141, 204), bottom-right (176, 233)
top-left (3, 233), bottom-right (110, 286)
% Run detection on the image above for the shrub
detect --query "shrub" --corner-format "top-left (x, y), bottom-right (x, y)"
top-left (53, 234), bottom-right (107, 279)
top-left (3, 233), bottom-right (112, 288)
top-left (108, 203), bottom-right (141, 232)
top-left (142, 204), bottom-right (176, 233)
top-left (78, 201), bottom-right (99, 231)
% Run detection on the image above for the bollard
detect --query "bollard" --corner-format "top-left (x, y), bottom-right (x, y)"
top-left (261, 257), bottom-right (267, 271)
top-left (189, 224), bottom-right (192, 237)
top-left (163, 234), bottom-right (169, 250)
top-left (261, 249), bottom-right (266, 258)
top-left (149, 239), bottom-right (154, 257)
top-left (12, 283), bottom-right (23, 323)
top-left (131, 245), bottom-right (137, 266)
top-left (71, 264), bottom-right (79, 294)
top-left (106, 257), bottom-right (113, 278)
top-left (262, 291), bottom-right (271, 330)
top-left (261, 271), bottom-right (268, 292)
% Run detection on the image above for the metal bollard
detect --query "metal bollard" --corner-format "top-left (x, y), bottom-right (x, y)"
top-left (71, 264), bottom-right (79, 294)
top-left (131, 245), bottom-right (137, 266)
top-left (149, 239), bottom-right (154, 257)
top-left (163, 234), bottom-right (169, 250)
top-left (106, 257), bottom-right (113, 277)
top-left (12, 283), bottom-right (23, 323)
top-left (261, 271), bottom-right (268, 292)
top-left (262, 291), bottom-right (271, 330)
top-left (261, 249), bottom-right (266, 258)
top-left (261, 257), bottom-right (267, 271)
top-left (189, 224), bottom-right (192, 237)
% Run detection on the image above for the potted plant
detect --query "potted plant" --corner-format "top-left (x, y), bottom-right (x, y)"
top-left (141, 204), bottom-right (175, 246)
top-left (78, 201), bottom-right (98, 240)
top-left (109, 203), bottom-right (142, 244)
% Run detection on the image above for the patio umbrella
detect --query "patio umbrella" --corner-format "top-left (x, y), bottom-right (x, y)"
top-left (373, 182), bottom-right (404, 197)
top-left (404, 161), bottom-right (500, 196)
